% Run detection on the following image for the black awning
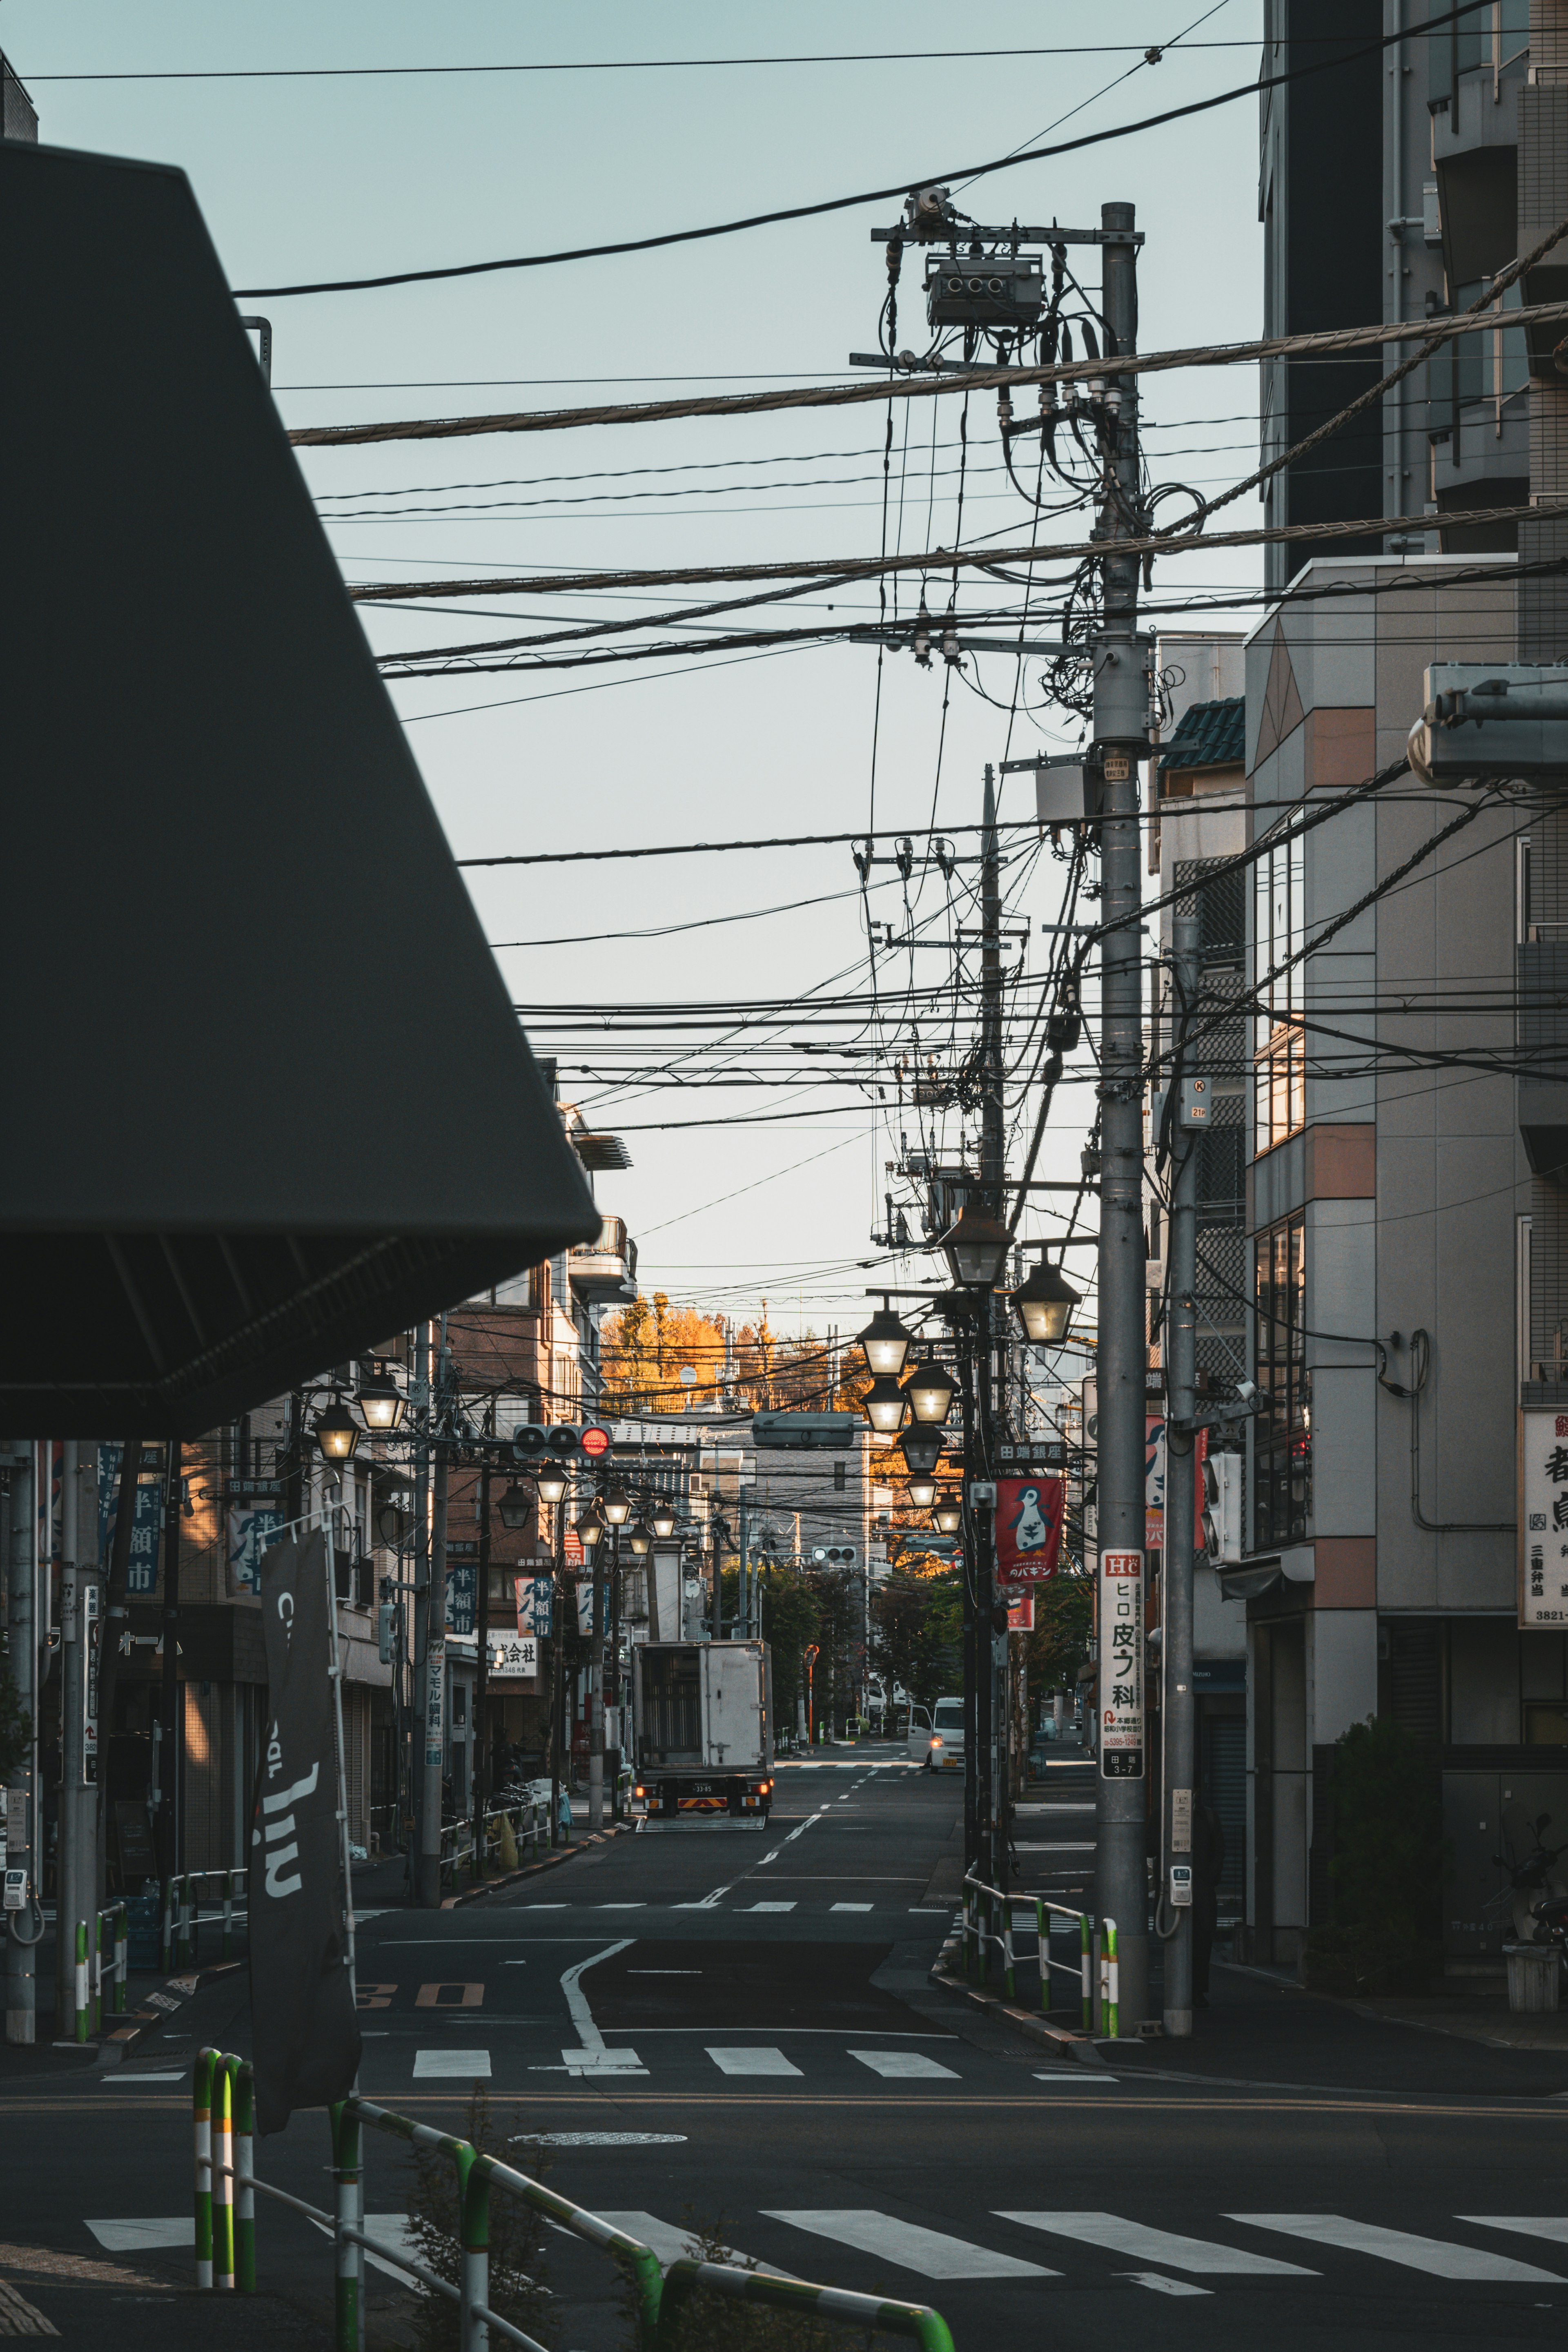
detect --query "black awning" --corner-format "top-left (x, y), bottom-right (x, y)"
top-left (0, 139), bottom-right (599, 1434)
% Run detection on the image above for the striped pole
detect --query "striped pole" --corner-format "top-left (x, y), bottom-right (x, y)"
top-left (1035, 1901), bottom-right (1049, 2015)
top-left (160, 1877), bottom-right (174, 1973)
top-left (73, 1921), bottom-right (89, 2043)
top-left (330, 2100), bottom-right (362, 2352)
top-left (654, 2260), bottom-right (956, 2352)
top-left (459, 2149), bottom-right (488, 2352)
top-left (194, 2048), bottom-right (215, 2289)
top-left (91, 1913), bottom-right (102, 2034)
top-left (114, 1903), bottom-right (128, 2013)
top-left (213, 2058), bottom-right (234, 2290)
top-left (223, 1871), bottom-right (234, 1963)
top-left (1002, 1899), bottom-right (1016, 2004)
top-left (233, 2062), bottom-right (256, 2293)
top-left (1080, 1913), bottom-right (1093, 2030)
top-left (1103, 1916), bottom-right (1120, 2040)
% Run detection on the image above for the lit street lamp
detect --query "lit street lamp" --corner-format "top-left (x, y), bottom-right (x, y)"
top-left (576, 1504), bottom-right (606, 1552)
top-left (627, 1519), bottom-right (652, 1556)
top-left (313, 1396), bottom-right (360, 1463)
top-left (856, 1302), bottom-right (914, 1378)
top-left (356, 1360), bottom-right (405, 1432)
top-left (535, 1461), bottom-right (569, 1507)
top-left (650, 1498), bottom-right (677, 1539)
top-left (861, 1376), bottom-right (909, 1437)
top-left (1010, 1255), bottom-right (1082, 1346)
top-left (933, 1497), bottom-right (963, 1536)
top-left (904, 1357), bottom-right (959, 1427)
top-left (601, 1486), bottom-right (632, 1528)
top-left (906, 1471), bottom-right (938, 1510)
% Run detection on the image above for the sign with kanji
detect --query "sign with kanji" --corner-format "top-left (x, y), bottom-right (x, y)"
top-left (1521, 1408), bottom-right (1568, 1625)
top-left (994, 1475), bottom-right (1064, 1585)
top-left (98, 1447), bottom-right (163, 1596)
top-left (564, 1528), bottom-right (584, 1568)
top-left (1099, 1549), bottom-right (1145, 1779)
top-left (514, 1574), bottom-right (553, 1636)
top-left (1007, 1592), bottom-right (1034, 1632)
top-left (227, 1505), bottom-right (285, 1598)
top-left (488, 1634), bottom-right (539, 1681)
top-left (445, 1558), bottom-right (476, 1637)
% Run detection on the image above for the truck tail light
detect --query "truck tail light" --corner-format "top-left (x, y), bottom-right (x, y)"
top-left (633, 1784), bottom-right (646, 1798)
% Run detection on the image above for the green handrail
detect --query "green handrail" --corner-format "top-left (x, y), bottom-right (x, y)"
top-left (459, 2149), bottom-right (664, 2352)
top-left (654, 2260), bottom-right (956, 2352)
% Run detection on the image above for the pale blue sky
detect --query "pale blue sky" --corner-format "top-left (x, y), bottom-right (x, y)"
top-left (9, 2), bottom-right (1265, 1332)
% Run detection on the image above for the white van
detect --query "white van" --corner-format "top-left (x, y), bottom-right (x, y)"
top-left (905, 1703), bottom-right (933, 1763)
top-left (928, 1696), bottom-right (965, 1772)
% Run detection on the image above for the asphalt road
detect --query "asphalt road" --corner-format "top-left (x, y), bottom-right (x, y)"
top-left (7, 1748), bottom-right (1568, 2348)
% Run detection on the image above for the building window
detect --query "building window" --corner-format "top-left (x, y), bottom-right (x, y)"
top-left (1253, 828), bottom-right (1304, 1153)
top-left (1254, 1212), bottom-right (1310, 1550)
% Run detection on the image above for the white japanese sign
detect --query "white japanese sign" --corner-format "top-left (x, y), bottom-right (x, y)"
top-left (425, 1641), bottom-right (445, 1766)
top-left (1521, 1408), bottom-right (1568, 1626)
top-left (488, 1634), bottom-right (539, 1681)
top-left (1099, 1549), bottom-right (1145, 1779)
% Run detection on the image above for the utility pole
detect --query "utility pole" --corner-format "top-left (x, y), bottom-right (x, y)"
top-left (588, 1520), bottom-right (607, 1832)
top-left (155, 1439), bottom-right (183, 1885)
top-left (978, 760), bottom-right (1009, 1895)
top-left (56, 1442), bottom-right (99, 2034)
top-left (1162, 890), bottom-right (1200, 2037)
top-left (417, 1320), bottom-right (449, 1908)
top-left (409, 1324), bottom-right (430, 1883)
top-left (1091, 197), bottom-right (1153, 2034)
top-left (5, 1443), bottom-right (39, 2044)
top-left (472, 1443), bottom-right (492, 1877)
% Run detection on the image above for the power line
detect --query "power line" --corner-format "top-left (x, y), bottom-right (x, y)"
top-left (232, 5), bottom-right (1488, 297)
top-left (457, 819), bottom-right (1032, 871)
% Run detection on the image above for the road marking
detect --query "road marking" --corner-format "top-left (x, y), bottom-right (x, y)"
top-left (754, 1806), bottom-right (830, 1870)
top-left (742, 1902), bottom-right (797, 1913)
top-left (517, 2134), bottom-right (688, 2148)
top-left (596, 2214), bottom-right (762, 2272)
top-left (413, 2050), bottom-right (492, 2078)
top-left (597, 1903), bottom-right (646, 1910)
top-left (706, 2048), bottom-right (804, 2077)
top-left (416, 1983), bottom-right (483, 2008)
top-left (86, 2220), bottom-right (193, 2252)
top-left (628, 1969), bottom-right (702, 1974)
top-left (763, 2210), bottom-right (1052, 2281)
top-left (675, 1886), bottom-right (733, 1910)
top-left (997, 2213), bottom-right (1314, 2276)
top-left (1460, 2219), bottom-right (1568, 2249)
top-left (851, 2051), bottom-right (959, 2081)
top-left (561, 1940), bottom-right (641, 2073)
top-left (1033, 2074), bottom-right (1117, 2086)
top-left (830, 1902), bottom-right (873, 1912)
top-left (1118, 2272), bottom-right (1212, 2296)
top-left (1228, 2216), bottom-right (1564, 2282)
top-left (108, 2071), bottom-right (186, 2084)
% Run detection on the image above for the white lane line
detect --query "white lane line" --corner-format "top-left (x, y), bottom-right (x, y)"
top-left (108, 2071), bottom-right (186, 2084)
top-left (755, 1806), bottom-right (831, 1870)
top-left (597, 1903), bottom-right (646, 1910)
top-left (831, 1902), bottom-right (873, 1912)
top-left (706, 2047), bottom-right (803, 2077)
top-left (1228, 2216), bottom-right (1564, 2283)
top-left (87, 2220), bottom-right (194, 2251)
top-left (1461, 2218), bottom-right (1568, 2247)
top-left (851, 2051), bottom-right (959, 2080)
top-left (413, 2050), bottom-right (492, 2078)
top-left (742, 1901), bottom-right (797, 1912)
top-left (561, 1939), bottom-right (641, 2072)
top-left (997, 2213), bottom-right (1314, 2276)
top-left (1033, 2074), bottom-right (1117, 2086)
top-left (675, 1885), bottom-right (734, 1909)
top-left (1119, 2272), bottom-right (1212, 2297)
top-left (763, 2210), bottom-right (1052, 2281)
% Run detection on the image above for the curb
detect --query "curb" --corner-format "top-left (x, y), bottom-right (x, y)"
top-left (929, 1954), bottom-right (1111, 2067)
top-left (96, 1957), bottom-right (246, 2064)
top-left (441, 1821), bottom-right (633, 1908)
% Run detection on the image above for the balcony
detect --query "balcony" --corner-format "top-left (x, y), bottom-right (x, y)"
top-left (568, 1216), bottom-right (638, 1302)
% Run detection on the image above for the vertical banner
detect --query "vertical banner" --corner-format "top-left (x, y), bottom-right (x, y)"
top-left (226, 1504), bottom-right (285, 1597)
top-left (425, 1641), bottom-right (446, 1767)
top-left (97, 1445), bottom-right (163, 1594)
top-left (250, 1533), bottom-right (361, 2135)
top-left (1521, 1407), bottom-right (1568, 1625)
top-left (993, 1476), bottom-right (1065, 1585)
top-left (1145, 1417), bottom-right (1166, 1553)
top-left (514, 1574), bottom-right (554, 1636)
top-left (1099, 1549), bottom-right (1145, 1778)
top-left (445, 1552), bottom-right (476, 1636)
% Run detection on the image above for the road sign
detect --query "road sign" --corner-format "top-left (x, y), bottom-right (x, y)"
top-left (753, 1412), bottom-right (860, 1451)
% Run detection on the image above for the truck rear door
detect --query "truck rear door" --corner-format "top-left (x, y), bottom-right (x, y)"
top-left (703, 1643), bottom-right (765, 1770)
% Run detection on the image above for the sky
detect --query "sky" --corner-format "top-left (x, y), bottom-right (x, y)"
top-left (8, 0), bottom-right (1266, 1340)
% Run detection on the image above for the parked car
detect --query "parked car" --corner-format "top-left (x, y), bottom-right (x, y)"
top-left (928, 1696), bottom-right (965, 1772)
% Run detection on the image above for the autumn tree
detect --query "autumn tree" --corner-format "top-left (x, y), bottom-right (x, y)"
top-left (601, 1292), bottom-right (727, 1413)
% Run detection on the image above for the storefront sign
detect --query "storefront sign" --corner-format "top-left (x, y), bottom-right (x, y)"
top-left (1145, 1416), bottom-right (1165, 1552)
top-left (445, 1556), bottom-right (476, 1637)
top-left (994, 1475), bottom-right (1064, 1585)
top-left (488, 1634), bottom-right (539, 1680)
top-left (1521, 1407), bottom-right (1568, 1625)
top-left (1099, 1548), bottom-right (1145, 1779)
top-left (98, 1447), bottom-right (163, 1596)
top-left (227, 1505), bottom-right (286, 1597)
top-left (1007, 1592), bottom-right (1035, 1632)
top-left (514, 1575), bottom-right (553, 1636)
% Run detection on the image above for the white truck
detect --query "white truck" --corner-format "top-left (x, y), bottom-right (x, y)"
top-left (630, 1641), bottom-right (775, 1819)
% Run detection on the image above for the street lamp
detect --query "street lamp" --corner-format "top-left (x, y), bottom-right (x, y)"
top-left (650, 1498), bottom-right (677, 1540)
top-left (855, 1303), bottom-right (914, 1379)
top-left (601, 1486), bottom-right (632, 1527)
top-left (627, 1518), bottom-right (652, 1556)
top-left (1010, 1255), bottom-right (1082, 1346)
top-left (899, 1425), bottom-right (944, 1477)
top-left (939, 1201), bottom-right (1011, 1289)
top-left (933, 1497), bottom-right (963, 1536)
top-left (497, 1482), bottom-right (533, 1531)
top-left (576, 1504), bottom-right (606, 1552)
top-left (906, 1472), bottom-right (938, 1510)
top-left (861, 1376), bottom-right (909, 1437)
top-left (535, 1460), bottom-right (569, 1507)
top-left (903, 1357), bottom-right (959, 1427)
top-left (313, 1397), bottom-right (360, 1463)
top-left (356, 1360), bottom-right (405, 1432)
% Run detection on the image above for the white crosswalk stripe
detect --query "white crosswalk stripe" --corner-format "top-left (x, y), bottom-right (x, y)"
top-left (1228, 2215), bottom-right (1564, 2283)
top-left (1459, 2218), bottom-right (1568, 2249)
top-left (1120, 2272), bottom-right (1211, 2296)
top-left (413, 2049), bottom-right (492, 2078)
top-left (742, 1902), bottom-right (797, 1913)
top-left (851, 2051), bottom-right (959, 2080)
top-left (706, 2047), bottom-right (802, 2077)
top-left (831, 1902), bottom-right (873, 1911)
top-left (997, 2212), bottom-right (1314, 2275)
top-left (762, 2210), bottom-right (1053, 2280)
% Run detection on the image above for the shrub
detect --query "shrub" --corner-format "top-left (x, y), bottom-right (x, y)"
top-left (404, 2089), bottom-right (551, 2350)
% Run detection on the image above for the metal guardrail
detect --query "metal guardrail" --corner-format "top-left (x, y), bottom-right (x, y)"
top-left (71, 1904), bottom-right (128, 2042)
top-left (193, 2049), bottom-right (954, 2349)
top-left (961, 1873), bottom-right (1107, 2032)
top-left (442, 1792), bottom-right (553, 1886)
top-left (162, 1869), bottom-right (247, 1971)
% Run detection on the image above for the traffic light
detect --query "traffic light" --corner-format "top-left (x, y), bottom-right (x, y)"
top-left (1202, 1456), bottom-right (1243, 1566)
top-left (512, 1422), bottom-right (612, 1461)
top-left (810, 1545), bottom-right (859, 1565)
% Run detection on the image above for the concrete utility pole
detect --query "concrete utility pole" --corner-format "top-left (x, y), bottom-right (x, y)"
top-left (155, 1440), bottom-right (183, 1884)
top-left (5, 1443), bottom-right (39, 2044)
top-left (417, 1322), bottom-right (449, 1908)
top-left (56, 1442), bottom-right (99, 2034)
top-left (588, 1526), bottom-right (606, 1832)
top-left (979, 761), bottom-right (1008, 1895)
top-left (1162, 890), bottom-right (1200, 2037)
top-left (472, 1447), bottom-right (492, 1872)
top-left (1091, 197), bottom-right (1153, 2033)
top-left (410, 1323), bottom-right (430, 1880)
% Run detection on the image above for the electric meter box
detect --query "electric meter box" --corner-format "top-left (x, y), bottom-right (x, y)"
top-left (925, 252), bottom-right (1044, 329)
top-left (4, 1868), bottom-right (27, 1911)
top-left (1169, 1863), bottom-right (1193, 1908)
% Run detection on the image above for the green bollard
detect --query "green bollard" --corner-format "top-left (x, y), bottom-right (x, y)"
top-left (194, 2048), bottom-right (216, 2289)
top-left (114, 1902), bottom-right (128, 2014)
top-left (459, 2149), bottom-right (488, 2350)
top-left (73, 1921), bottom-right (88, 2044)
top-left (1103, 1915), bottom-right (1120, 2040)
top-left (330, 2102), bottom-right (363, 2352)
top-left (233, 2061), bottom-right (256, 2292)
top-left (1080, 1912), bottom-right (1093, 2031)
top-left (213, 2059), bottom-right (234, 2290)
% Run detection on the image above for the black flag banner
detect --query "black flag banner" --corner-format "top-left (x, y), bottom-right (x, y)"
top-left (251, 1530), bottom-right (361, 2134)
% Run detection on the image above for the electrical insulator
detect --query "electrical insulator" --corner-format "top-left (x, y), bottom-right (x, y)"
top-left (913, 601), bottom-right (933, 668)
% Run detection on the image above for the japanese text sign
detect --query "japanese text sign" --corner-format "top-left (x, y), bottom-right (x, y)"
top-left (1521, 1409), bottom-right (1568, 1626)
top-left (514, 1574), bottom-right (554, 1636)
top-left (1099, 1548), bottom-right (1145, 1779)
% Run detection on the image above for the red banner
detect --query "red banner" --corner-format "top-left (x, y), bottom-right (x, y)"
top-left (994, 1475), bottom-right (1065, 1586)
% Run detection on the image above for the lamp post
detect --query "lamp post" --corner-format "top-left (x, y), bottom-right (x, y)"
top-left (860, 1377), bottom-right (909, 1437)
top-left (313, 1396), bottom-right (361, 1464)
top-left (577, 1504), bottom-right (607, 1830)
top-left (357, 1360), bottom-right (406, 1433)
top-left (1010, 1256), bottom-right (1081, 1347)
top-left (855, 1303), bottom-right (914, 1378)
